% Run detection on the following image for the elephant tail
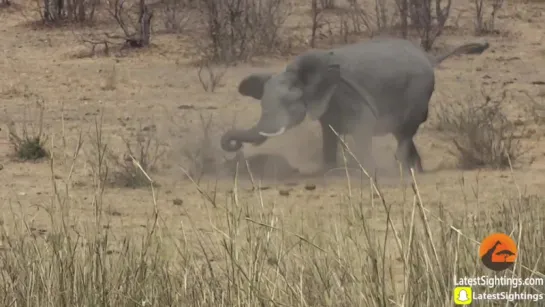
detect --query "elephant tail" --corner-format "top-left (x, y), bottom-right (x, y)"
top-left (433, 41), bottom-right (490, 66)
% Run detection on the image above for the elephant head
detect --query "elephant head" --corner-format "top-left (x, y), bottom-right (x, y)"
top-left (221, 50), bottom-right (341, 152)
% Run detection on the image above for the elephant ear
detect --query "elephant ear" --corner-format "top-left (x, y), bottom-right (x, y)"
top-left (238, 73), bottom-right (273, 100)
top-left (292, 52), bottom-right (341, 120)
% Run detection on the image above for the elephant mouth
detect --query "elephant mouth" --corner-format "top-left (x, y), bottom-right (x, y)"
top-left (258, 126), bottom-right (286, 137)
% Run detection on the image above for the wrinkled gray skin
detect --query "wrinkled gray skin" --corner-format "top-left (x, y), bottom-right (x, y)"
top-left (220, 38), bottom-right (489, 173)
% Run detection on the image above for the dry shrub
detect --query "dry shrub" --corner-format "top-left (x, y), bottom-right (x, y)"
top-left (344, 1), bottom-right (376, 35)
top-left (180, 113), bottom-right (219, 182)
top-left (190, 0), bottom-right (290, 92)
top-left (368, 0), bottom-right (453, 51)
top-left (320, 0), bottom-right (336, 9)
top-left (310, 0), bottom-right (452, 51)
top-left (162, 108), bottom-right (228, 183)
top-left (5, 100), bottom-right (49, 161)
top-left (161, 0), bottom-right (192, 33)
top-left (74, 0), bottom-right (154, 56)
top-left (433, 87), bottom-right (530, 169)
top-left (114, 125), bottom-right (166, 188)
top-left (374, 0), bottom-right (397, 31)
top-left (194, 0), bottom-right (291, 63)
top-left (87, 116), bottom-right (166, 188)
top-left (309, 0), bottom-right (323, 48)
top-left (473, 0), bottom-right (505, 35)
top-left (105, 0), bottom-right (153, 48)
top-left (405, 0), bottom-right (452, 50)
top-left (34, 0), bottom-right (99, 24)
top-left (521, 90), bottom-right (545, 128)
top-left (309, 0), bottom-right (394, 47)
top-left (197, 60), bottom-right (227, 92)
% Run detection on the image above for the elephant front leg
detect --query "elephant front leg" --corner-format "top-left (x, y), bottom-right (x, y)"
top-left (320, 122), bottom-right (338, 170)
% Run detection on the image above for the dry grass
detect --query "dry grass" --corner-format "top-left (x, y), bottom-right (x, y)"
top-left (0, 0), bottom-right (544, 306)
top-left (0, 116), bottom-right (543, 306)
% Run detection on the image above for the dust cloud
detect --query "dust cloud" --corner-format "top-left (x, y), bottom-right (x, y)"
top-left (210, 118), bottom-right (411, 185)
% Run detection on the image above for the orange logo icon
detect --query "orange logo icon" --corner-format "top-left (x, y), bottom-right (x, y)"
top-left (479, 233), bottom-right (517, 272)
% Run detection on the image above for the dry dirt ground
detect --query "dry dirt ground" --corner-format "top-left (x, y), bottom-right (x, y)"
top-left (0, 0), bottom-right (544, 257)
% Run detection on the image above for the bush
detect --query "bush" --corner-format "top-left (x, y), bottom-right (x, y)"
top-left (473, 0), bottom-right (505, 35)
top-left (87, 115), bottom-right (166, 188)
top-left (433, 87), bottom-right (530, 169)
top-left (6, 101), bottom-right (49, 161)
top-left (309, 0), bottom-right (453, 51)
top-left (37, 0), bottom-right (99, 24)
top-left (195, 0), bottom-right (291, 63)
top-left (406, 0), bottom-right (452, 51)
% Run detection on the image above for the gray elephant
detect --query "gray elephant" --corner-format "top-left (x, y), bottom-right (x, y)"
top-left (220, 38), bottom-right (489, 174)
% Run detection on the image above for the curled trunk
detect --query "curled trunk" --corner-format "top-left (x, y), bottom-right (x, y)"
top-left (220, 127), bottom-right (268, 152)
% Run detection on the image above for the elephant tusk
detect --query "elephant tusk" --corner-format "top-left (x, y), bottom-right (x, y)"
top-left (258, 126), bottom-right (286, 137)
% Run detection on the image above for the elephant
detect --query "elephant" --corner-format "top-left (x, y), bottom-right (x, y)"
top-left (220, 38), bottom-right (489, 174)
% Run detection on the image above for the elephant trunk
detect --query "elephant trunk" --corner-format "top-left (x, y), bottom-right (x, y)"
top-left (220, 126), bottom-right (268, 152)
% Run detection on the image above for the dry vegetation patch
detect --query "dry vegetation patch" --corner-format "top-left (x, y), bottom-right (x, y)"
top-left (432, 84), bottom-right (535, 169)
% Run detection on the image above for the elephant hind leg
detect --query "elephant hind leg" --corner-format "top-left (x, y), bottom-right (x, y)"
top-left (393, 124), bottom-right (424, 174)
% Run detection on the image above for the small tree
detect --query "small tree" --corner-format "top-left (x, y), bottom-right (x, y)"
top-left (40, 0), bottom-right (98, 23)
top-left (473, 0), bottom-right (504, 35)
top-left (162, 0), bottom-right (191, 33)
top-left (395, 0), bottom-right (409, 38)
top-left (319, 0), bottom-right (335, 9)
top-left (196, 0), bottom-right (290, 63)
top-left (108, 0), bottom-right (153, 48)
top-left (345, 0), bottom-right (375, 36)
top-left (309, 0), bottom-right (324, 48)
top-left (408, 0), bottom-right (452, 51)
top-left (77, 0), bottom-right (153, 54)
